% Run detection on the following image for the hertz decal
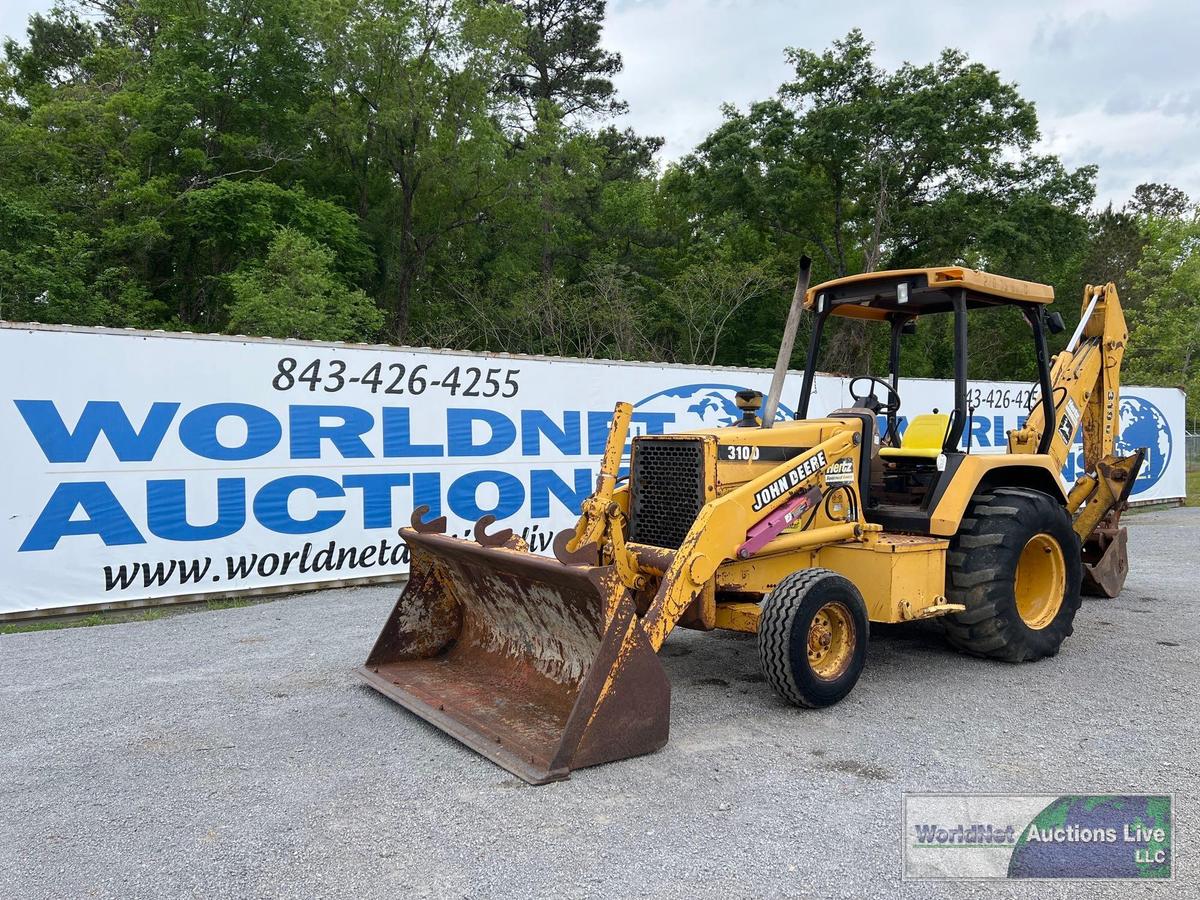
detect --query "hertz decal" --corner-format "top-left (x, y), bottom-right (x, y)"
top-left (824, 458), bottom-right (855, 485)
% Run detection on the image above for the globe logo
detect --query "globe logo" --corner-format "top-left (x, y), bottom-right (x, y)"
top-left (633, 383), bottom-right (794, 432)
top-left (1116, 395), bottom-right (1171, 495)
top-left (1008, 795), bottom-right (1171, 878)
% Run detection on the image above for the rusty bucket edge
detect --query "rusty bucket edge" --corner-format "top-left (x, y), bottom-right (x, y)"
top-left (356, 665), bottom-right (571, 785)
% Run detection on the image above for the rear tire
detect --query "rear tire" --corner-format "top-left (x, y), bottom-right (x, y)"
top-left (943, 488), bottom-right (1081, 662)
top-left (758, 569), bottom-right (869, 708)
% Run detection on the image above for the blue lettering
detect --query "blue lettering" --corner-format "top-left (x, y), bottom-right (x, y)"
top-left (635, 412), bottom-right (675, 436)
top-left (530, 468), bottom-right (592, 517)
top-left (412, 472), bottom-right (442, 517)
top-left (586, 410), bottom-right (675, 454)
top-left (253, 476), bottom-right (345, 534)
top-left (587, 410), bottom-right (612, 453)
top-left (290, 406), bottom-right (375, 459)
top-left (967, 416), bottom-right (991, 448)
top-left (447, 409), bottom-right (516, 456)
top-left (20, 482), bottom-right (145, 550)
top-left (16, 400), bottom-right (178, 463)
top-left (178, 403), bottom-right (281, 461)
top-left (1063, 450), bottom-right (1078, 482)
top-left (146, 478), bottom-right (246, 541)
top-left (521, 410), bottom-right (581, 456)
top-left (343, 473), bottom-right (411, 528)
top-left (381, 408), bottom-right (443, 458)
top-left (447, 470), bottom-right (523, 521)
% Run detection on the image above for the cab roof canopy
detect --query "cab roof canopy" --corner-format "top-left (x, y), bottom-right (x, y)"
top-left (804, 267), bottom-right (1054, 321)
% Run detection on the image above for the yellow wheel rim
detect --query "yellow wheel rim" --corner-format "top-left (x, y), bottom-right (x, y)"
top-left (1014, 533), bottom-right (1066, 630)
top-left (807, 601), bottom-right (856, 680)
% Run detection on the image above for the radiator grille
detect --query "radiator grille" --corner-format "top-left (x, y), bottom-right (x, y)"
top-left (628, 438), bottom-right (706, 549)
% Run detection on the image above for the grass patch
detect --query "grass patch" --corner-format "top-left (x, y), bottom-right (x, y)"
top-left (0, 595), bottom-right (267, 635)
top-left (1124, 466), bottom-right (1198, 515)
top-left (0, 608), bottom-right (166, 635)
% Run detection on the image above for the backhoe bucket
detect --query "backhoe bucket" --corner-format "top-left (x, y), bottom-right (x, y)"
top-left (357, 527), bottom-right (670, 784)
top-left (1079, 449), bottom-right (1145, 599)
top-left (1081, 524), bottom-right (1130, 598)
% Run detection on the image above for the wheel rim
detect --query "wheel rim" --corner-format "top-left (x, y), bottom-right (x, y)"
top-left (806, 601), bottom-right (856, 680)
top-left (1014, 533), bottom-right (1066, 630)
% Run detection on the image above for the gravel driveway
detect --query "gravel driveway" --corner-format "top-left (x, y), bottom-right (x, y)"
top-left (2, 507), bottom-right (1197, 899)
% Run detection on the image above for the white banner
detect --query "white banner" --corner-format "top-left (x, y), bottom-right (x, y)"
top-left (0, 324), bottom-right (1186, 616)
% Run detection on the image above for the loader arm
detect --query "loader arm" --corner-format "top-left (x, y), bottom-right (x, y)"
top-left (1008, 282), bottom-right (1145, 595)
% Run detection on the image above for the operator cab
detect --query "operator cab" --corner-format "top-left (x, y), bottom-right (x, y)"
top-left (796, 267), bottom-right (1064, 534)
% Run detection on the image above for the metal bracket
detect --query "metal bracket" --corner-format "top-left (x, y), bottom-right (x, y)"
top-left (552, 530), bottom-right (600, 566)
top-left (473, 515), bottom-right (528, 552)
top-left (605, 504), bottom-right (647, 590)
top-left (410, 505), bottom-right (447, 534)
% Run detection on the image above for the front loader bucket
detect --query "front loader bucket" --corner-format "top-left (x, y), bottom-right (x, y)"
top-left (358, 527), bottom-right (670, 784)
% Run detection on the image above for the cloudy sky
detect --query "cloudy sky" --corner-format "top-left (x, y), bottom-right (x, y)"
top-left (4, 0), bottom-right (1198, 206)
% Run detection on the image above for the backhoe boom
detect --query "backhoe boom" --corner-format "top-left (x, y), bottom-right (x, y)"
top-left (1009, 282), bottom-right (1144, 595)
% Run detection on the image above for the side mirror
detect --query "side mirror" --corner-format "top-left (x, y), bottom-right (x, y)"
top-left (1047, 311), bottom-right (1065, 334)
top-left (901, 319), bottom-right (917, 336)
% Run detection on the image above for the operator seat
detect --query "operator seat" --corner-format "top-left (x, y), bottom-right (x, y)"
top-left (879, 413), bottom-right (951, 461)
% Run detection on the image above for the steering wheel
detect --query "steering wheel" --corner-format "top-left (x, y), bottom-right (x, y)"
top-left (848, 375), bottom-right (901, 415)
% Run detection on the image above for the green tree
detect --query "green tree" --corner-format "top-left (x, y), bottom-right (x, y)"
top-left (1125, 202), bottom-right (1200, 421)
top-left (668, 30), bottom-right (1095, 374)
top-left (226, 227), bottom-right (384, 340)
top-left (503, 0), bottom-right (625, 126)
top-left (662, 261), bottom-right (775, 365)
top-left (1079, 206), bottom-right (1147, 295)
top-left (1, 3), bottom-right (1154, 387)
top-left (307, 0), bottom-right (521, 340)
top-left (0, 0), bottom-right (342, 329)
top-left (782, 30), bottom-right (1046, 277)
top-left (496, 1), bottom-right (639, 287)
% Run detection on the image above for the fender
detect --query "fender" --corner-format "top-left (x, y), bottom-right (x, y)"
top-left (927, 455), bottom-right (1067, 537)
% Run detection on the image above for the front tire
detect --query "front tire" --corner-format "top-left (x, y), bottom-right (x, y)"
top-left (943, 488), bottom-right (1082, 662)
top-left (758, 569), bottom-right (869, 707)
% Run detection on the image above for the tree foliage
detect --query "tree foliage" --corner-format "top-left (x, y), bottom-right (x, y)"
top-left (1126, 202), bottom-right (1200, 421)
top-left (0, 6), bottom-right (1193, 413)
top-left (503, 0), bottom-right (625, 125)
top-left (226, 227), bottom-right (384, 340)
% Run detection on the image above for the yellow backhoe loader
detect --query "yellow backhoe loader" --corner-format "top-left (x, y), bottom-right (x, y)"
top-left (359, 265), bottom-right (1145, 783)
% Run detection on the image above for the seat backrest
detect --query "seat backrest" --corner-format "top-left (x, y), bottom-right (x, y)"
top-left (901, 414), bottom-right (951, 452)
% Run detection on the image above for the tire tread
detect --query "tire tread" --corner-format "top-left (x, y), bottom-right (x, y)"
top-left (944, 489), bottom-right (1081, 662)
top-left (758, 568), bottom-right (868, 708)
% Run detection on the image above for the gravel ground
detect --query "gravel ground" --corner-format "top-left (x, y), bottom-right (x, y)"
top-left (2, 507), bottom-right (1197, 899)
